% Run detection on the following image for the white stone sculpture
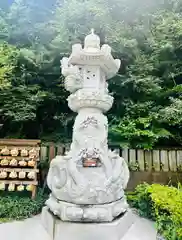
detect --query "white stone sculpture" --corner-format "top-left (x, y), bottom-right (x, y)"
top-left (46, 29), bottom-right (130, 222)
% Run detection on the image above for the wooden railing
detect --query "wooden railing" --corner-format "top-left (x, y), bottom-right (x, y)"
top-left (40, 143), bottom-right (182, 172)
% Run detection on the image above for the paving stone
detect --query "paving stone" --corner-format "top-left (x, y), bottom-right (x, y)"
top-left (0, 213), bottom-right (157, 240)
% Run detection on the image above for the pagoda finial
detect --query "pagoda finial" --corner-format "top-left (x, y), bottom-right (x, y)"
top-left (84, 28), bottom-right (100, 50)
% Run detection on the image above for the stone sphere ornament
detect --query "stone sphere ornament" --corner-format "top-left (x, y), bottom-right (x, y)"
top-left (46, 30), bottom-right (130, 223)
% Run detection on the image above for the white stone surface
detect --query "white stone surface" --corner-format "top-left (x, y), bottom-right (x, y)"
top-left (122, 217), bottom-right (157, 240)
top-left (42, 206), bottom-right (134, 240)
top-left (42, 206), bottom-right (157, 240)
top-left (0, 213), bottom-right (157, 240)
top-left (0, 215), bottom-right (51, 240)
top-left (46, 29), bottom-right (130, 222)
top-left (45, 195), bottom-right (128, 222)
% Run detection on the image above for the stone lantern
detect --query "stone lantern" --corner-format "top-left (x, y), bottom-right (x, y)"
top-left (42, 30), bottom-right (132, 240)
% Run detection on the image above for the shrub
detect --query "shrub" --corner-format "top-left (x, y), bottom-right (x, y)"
top-left (127, 183), bottom-right (155, 220)
top-left (127, 183), bottom-right (182, 240)
top-left (0, 189), bottom-right (48, 222)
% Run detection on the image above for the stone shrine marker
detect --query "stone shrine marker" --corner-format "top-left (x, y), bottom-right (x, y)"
top-left (42, 30), bottom-right (133, 240)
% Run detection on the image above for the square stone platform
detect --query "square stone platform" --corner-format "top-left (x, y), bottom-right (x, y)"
top-left (41, 206), bottom-right (136, 240)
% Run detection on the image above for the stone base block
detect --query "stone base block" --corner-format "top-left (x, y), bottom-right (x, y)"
top-left (41, 206), bottom-right (136, 240)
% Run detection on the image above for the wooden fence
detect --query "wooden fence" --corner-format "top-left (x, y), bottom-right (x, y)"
top-left (40, 144), bottom-right (182, 189)
top-left (40, 144), bottom-right (182, 172)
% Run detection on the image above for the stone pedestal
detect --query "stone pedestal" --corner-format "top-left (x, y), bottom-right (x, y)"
top-left (41, 206), bottom-right (136, 240)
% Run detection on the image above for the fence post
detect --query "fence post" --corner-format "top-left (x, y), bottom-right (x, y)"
top-left (49, 143), bottom-right (56, 162)
top-left (40, 146), bottom-right (48, 161)
top-left (153, 150), bottom-right (160, 171)
top-left (160, 150), bottom-right (169, 172)
top-left (168, 150), bottom-right (177, 172)
top-left (129, 149), bottom-right (137, 169)
top-left (122, 149), bottom-right (129, 165)
top-left (137, 149), bottom-right (145, 171)
top-left (177, 150), bottom-right (182, 170)
top-left (144, 150), bottom-right (152, 171)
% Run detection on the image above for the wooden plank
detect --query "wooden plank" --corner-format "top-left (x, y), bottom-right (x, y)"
top-left (57, 145), bottom-right (64, 155)
top-left (177, 150), bottom-right (182, 170)
top-left (33, 160), bottom-right (38, 199)
top-left (137, 150), bottom-right (145, 171)
top-left (31, 185), bottom-right (37, 199)
top-left (49, 145), bottom-right (56, 162)
top-left (0, 156), bottom-right (39, 161)
top-left (129, 149), bottom-right (137, 164)
top-left (0, 168), bottom-right (39, 172)
top-left (129, 149), bottom-right (137, 170)
top-left (153, 150), bottom-right (160, 171)
top-left (160, 150), bottom-right (169, 172)
top-left (0, 139), bottom-right (41, 146)
top-left (144, 150), bottom-right (152, 171)
top-left (0, 180), bottom-right (38, 185)
top-left (40, 146), bottom-right (48, 161)
top-left (122, 149), bottom-right (129, 164)
top-left (168, 150), bottom-right (177, 172)
top-left (0, 146), bottom-right (40, 151)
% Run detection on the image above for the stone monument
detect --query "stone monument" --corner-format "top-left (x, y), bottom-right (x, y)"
top-left (42, 30), bottom-right (134, 240)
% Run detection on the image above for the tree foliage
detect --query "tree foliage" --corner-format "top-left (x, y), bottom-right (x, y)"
top-left (0, 0), bottom-right (182, 148)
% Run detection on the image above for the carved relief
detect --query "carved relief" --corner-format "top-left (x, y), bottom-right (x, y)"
top-left (68, 89), bottom-right (114, 112)
top-left (61, 57), bottom-right (83, 93)
top-left (46, 148), bottom-right (129, 205)
top-left (80, 116), bottom-right (98, 129)
top-left (46, 194), bottom-right (128, 222)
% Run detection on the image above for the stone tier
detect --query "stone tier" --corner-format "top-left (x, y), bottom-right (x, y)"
top-left (68, 89), bottom-right (113, 112)
top-left (46, 195), bottom-right (128, 222)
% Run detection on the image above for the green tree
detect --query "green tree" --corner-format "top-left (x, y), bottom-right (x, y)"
top-left (0, 43), bottom-right (17, 88)
top-left (0, 0), bottom-right (182, 147)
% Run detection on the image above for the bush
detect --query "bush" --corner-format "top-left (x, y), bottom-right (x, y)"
top-left (0, 189), bottom-right (48, 222)
top-left (127, 183), bottom-right (155, 220)
top-left (127, 183), bottom-right (182, 240)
